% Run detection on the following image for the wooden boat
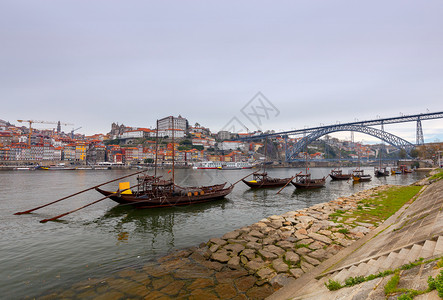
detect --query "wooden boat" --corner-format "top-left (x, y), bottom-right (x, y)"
top-left (242, 172), bottom-right (292, 188)
top-left (242, 138), bottom-right (290, 189)
top-left (291, 152), bottom-right (326, 189)
top-left (329, 152), bottom-right (350, 180)
top-left (399, 165), bottom-right (413, 174)
top-left (391, 167), bottom-right (402, 175)
top-left (96, 117), bottom-right (234, 208)
top-left (374, 166), bottom-right (389, 177)
top-left (291, 173), bottom-right (326, 189)
top-left (352, 169), bottom-right (372, 182)
top-left (329, 169), bottom-right (352, 181)
top-left (96, 181), bottom-right (233, 208)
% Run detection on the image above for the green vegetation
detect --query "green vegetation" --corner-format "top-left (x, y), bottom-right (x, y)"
top-left (384, 272), bottom-right (400, 295)
top-left (399, 258), bottom-right (424, 270)
top-left (344, 276), bottom-right (365, 287)
top-left (338, 228), bottom-right (350, 234)
top-left (325, 256), bottom-right (443, 298)
top-left (324, 279), bottom-right (342, 291)
top-left (428, 270), bottom-right (443, 297)
top-left (105, 138), bottom-right (122, 145)
top-left (329, 186), bottom-right (422, 226)
top-left (295, 243), bottom-right (310, 249)
top-left (430, 169), bottom-right (443, 181)
top-left (177, 145), bottom-right (204, 151)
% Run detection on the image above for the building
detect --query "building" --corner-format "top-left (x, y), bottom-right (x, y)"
top-left (219, 141), bottom-right (246, 151)
top-left (54, 147), bottom-right (63, 161)
top-left (75, 142), bottom-right (87, 161)
top-left (86, 144), bottom-right (106, 163)
top-left (158, 128), bottom-right (185, 138)
top-left (217, 131), bottom-right (231, 141)
top-left (10, 143), bottom-right (31, 160)
top-left (0, 147), bottom-right (10, 160)
top-left (0, 131), bottom-right (13, 146)
top-left (64, 144), bottom-right (76, 161)
top-left (30, 144), bottom-right (44, 160)
top-left (192, 137), bottom-right (216, 149)
top-left (157, 115), bottom-right (188, 132)
top-left (42, 144), bottom-right (55, 160)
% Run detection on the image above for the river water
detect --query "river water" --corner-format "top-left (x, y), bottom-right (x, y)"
top-left (0, 167), bottom-right (426, 299)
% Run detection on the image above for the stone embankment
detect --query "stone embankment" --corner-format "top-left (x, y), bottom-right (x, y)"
top-left (39, 185), bottom-right (392, 300)
top-left (136, 185), bottom-right (390, 299)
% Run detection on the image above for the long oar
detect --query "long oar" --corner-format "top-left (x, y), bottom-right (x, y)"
top-left (14, 169), bottom-right (148, 215)
top-left (39, 182), bottom-right (141, 223)
top-left (276, 175), bottom-right (297, 195)
top-left (232, 171), bottom-right (257, 186)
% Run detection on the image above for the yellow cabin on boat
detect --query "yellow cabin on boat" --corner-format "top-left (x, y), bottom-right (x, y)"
top-left (118, 182), bottom-right (132, 194)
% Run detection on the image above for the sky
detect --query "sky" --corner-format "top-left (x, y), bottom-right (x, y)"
top-left (1, 0), bottom-right (442, 144)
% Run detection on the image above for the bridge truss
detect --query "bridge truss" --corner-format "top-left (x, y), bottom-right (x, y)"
top-left (285, 124), bottom-right (416, 162)
top-left (236, 111), bottom-right (443, 162)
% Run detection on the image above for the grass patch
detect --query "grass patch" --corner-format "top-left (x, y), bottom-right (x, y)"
top-left (400, 258), bottom-right (424, 270)
top-left (430, 169), bottom-right (443, 181)
top-left (338, 228), bottom-right (350, 234)
top-left (341, 186), bottom-right (422, 225)
top-left (295, 243), bottom-right (310, 249)
top-left (384, 271), bottom-right (400, 295)
top-left (428, 270), bottom-right (443, 297)
top-left (345, 276), bottom-right (365, 286)
top-left (325, 256), bottom-right (443, 294)
top-left (324, 279), bottom-right (342, 291)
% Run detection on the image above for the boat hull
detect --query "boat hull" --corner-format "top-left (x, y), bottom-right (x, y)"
top-left (242, 178), bottom-right (292, 188)
top-left (96, 185), bottom-right (233, 208)
top-left (375, 171), bottom-right (389, 177)
top-left (329, 174), bottom-right (352, 181)
top-left (353, 176), bottom-right (372, 182)
top-left (291, 178), bottom-right (325, 189)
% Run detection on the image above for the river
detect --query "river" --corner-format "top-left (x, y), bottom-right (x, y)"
top-left (0, 167), bottom-right (426, 299)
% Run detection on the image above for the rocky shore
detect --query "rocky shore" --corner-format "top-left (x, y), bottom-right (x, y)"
top-left (42, 185), bottom-right (396, 300)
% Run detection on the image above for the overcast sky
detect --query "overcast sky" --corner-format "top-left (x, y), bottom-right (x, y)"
top-left (1, 0), bottom-right (442, 143)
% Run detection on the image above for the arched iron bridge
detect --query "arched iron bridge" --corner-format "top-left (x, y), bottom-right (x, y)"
top-left (236, 111), bottom-right (443, 162)
top-left (285, 124), bottom-right (415, 162)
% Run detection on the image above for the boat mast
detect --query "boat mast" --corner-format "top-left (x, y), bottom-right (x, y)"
top-left (171, 116), bottom-right (175, 184)
top-left (304, 140), bottom-right (309, 175)
top-left (154, 119), bottom-right (159, 179)
top-left (264, 138), bottom-right (267, 173)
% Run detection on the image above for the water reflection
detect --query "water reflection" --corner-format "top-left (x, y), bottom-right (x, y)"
top-left (98, 199), bottom-right (229, 247)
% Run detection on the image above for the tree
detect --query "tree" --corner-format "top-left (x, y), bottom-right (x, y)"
top-left (180, 139), bottom-right (192, 145)
top-left (410, 148), bottom-right (419, 158)
top-left (399, 149), bottom-right (407, 159)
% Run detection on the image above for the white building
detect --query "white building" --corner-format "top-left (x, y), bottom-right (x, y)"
top-left (157, 115), bottom-right (188, 132)
top-left (158, 129), bottom-right (185, 138)
top-left (219, 141), bottom-right (246, 151)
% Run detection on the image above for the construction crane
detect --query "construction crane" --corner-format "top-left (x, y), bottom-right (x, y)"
top-left (71, 127), bottom-right (82, 139)
top-left (17, 120), bottom-right (74, 146)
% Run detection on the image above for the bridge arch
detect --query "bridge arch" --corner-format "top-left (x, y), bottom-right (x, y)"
top-left (286, 124), bottom-right (416, 161)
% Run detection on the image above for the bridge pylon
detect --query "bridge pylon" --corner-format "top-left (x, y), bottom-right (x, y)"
top-left (416, 118), bottom-right (424, 145)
